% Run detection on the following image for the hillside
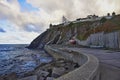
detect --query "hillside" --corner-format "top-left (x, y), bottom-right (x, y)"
top-left (28, 15), bottom-right (120, 49)
top-left (81, 15), bottom-right (120, 40)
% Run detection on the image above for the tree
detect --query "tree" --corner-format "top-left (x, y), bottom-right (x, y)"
top-left (49, 23), bottom-right (52, 28)
top-left (69, 22), bottom-right (73, 27)
top-left (112, 12), bottom-right (116, 16)
top-left (107, 13), bottom-right (110, 16)
top-left (49, 23), bottom-right (53, 28)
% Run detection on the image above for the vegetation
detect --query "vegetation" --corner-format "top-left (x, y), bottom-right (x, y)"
top-left (50, 15), bottom-right (120, 41)
top-left (77, 15), bottom-right (120, 40)
top-left (100, 17), bottom-right (107, 23)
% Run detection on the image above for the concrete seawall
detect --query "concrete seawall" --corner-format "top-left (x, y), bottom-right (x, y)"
top-left (45, 45), bottom-right (99, 80)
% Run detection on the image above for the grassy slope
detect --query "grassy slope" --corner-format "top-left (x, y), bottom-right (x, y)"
top-left (77, 15), bottom-right (120, 40)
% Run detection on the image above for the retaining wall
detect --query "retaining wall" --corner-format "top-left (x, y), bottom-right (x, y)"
top-left (76, 31), bottom-right (120, 49)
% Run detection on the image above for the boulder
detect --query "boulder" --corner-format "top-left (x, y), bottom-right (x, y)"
top-left (35, 70), bottom-right (49, 80)
top-left (52, 67), bottom-right (65, 78)
top-left (35, 70), bottom-right (49, 77)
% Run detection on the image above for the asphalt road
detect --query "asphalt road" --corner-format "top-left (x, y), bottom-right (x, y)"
top-left (66, 47), bottom-right (120, 80)
top-left (67, 47), bottom-right (120, 68)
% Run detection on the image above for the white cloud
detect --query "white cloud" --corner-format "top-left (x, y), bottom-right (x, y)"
top-left (27, 0), bottom-right (120, 19)
top-left (0, 32), bottom-right (39, 44)
top-left (0, 0), bottom-right (120, 44)
top-left (0, 20), bottom-right (39, 44)
top-left (0, 0), bottom-right (48, 32)
top-left (0, 0), bottom-right (119, 32)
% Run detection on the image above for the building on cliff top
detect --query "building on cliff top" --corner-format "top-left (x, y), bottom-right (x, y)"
top-left (62, 16), bottom-right (69, 23)
top-left (50, 12), bottom-right (115, 28)
top-left (62, 16), bottom-right (70, 26)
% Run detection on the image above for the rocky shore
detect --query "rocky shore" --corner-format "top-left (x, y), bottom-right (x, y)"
top-left (33, 59), bottom-right (79, 80)
top-left (0, 56), bottom-right (79, 80)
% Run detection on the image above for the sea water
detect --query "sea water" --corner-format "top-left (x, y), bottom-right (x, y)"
top-left (0, 44), bottom-right (53, 77)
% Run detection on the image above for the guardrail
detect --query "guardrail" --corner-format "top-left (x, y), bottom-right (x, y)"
top-left (45, 45), bottom-right (99, 80)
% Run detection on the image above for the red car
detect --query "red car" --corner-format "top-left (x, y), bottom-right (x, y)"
top-left (69, 39), bottom-right (76, 44)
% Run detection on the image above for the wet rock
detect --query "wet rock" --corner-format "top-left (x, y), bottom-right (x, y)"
top-left (18, 75), bottom-right (37, 80)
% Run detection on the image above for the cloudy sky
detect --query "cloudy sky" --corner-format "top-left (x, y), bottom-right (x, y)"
top-left (0, 0), bottom-right (120, 44)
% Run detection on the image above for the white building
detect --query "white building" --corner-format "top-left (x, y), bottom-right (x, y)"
top-left (62, 16), bottom-right (70, 26)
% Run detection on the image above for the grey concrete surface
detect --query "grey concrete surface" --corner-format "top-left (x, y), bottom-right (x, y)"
top-left (66, 47), bottom-right (120, 80)
top-left (67, 48), bottom-right (120, 67)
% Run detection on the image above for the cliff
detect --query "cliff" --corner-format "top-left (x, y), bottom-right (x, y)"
top-left (28, 15), bottom-right (120, 49)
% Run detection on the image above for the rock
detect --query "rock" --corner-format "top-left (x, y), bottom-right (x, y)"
top-left (74, 63), bottom-right (79, 68)
top-left (27, 30), bottom-right (49, 49)
top-left (38, 76), bottom-right (44, 80)
top-left (57, 59), bottom-right (65, 63)
top-left (35, 70), bottom-right (49, 80)
top-left (47, 69), bottom-right (52, 77)
top-left (51, 73), bottom-right (59, 78)
top-left (46, 77), bottom-right (54, 80)
top-left (17, 75), bottom-right (37, 80)
top-left (4, 73), bottom-right (17, 80)
top-left (52, 67), bottom-right (65, 78)
top-left (64, 62), bottom-right (76, 71)
top-left (58, 63), bottom-right (66, 67)
top-left (54, 62), bottom-right (65, 67)
top-left (36, 70), bottom-right (49, 77)
top-left (0, 76), bottom-right (4, 80)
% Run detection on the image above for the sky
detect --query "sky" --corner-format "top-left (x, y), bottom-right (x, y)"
top-left (0, 0), bottom-right (120, 44)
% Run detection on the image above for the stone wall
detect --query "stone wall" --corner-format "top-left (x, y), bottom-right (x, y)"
top-left (76, 31), bottom-right (120, 49)
top-left (45, 45), bottom-right (99, 80)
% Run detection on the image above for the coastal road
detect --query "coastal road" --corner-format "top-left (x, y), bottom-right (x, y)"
top-left (65, 47), bottom-right (120, 80)
top-left (66, 47), bottom-right (120, 67)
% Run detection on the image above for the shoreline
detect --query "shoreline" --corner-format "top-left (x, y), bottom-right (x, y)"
top-left (0, 45), bottom-right (53, 79)
top-left (0, 46), bottom-right (80, 80)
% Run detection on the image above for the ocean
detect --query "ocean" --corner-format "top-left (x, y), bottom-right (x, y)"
top-left (0, 44), bottom-right (53, 77)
